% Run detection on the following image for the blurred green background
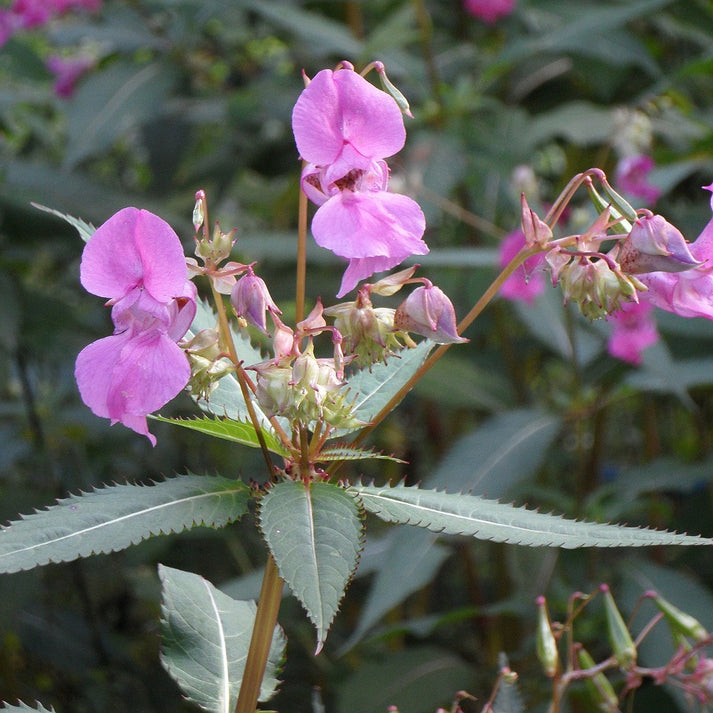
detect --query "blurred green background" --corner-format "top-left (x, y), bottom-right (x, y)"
top-left (3, 1), bottom-right (713, 711)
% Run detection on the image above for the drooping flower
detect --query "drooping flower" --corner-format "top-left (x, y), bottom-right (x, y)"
top-left (292, 64), bottom-right (428, 296)
top-left (230, 266), bottom-right (281, 333)
top-left (394, 281), bottom-right (468, 344)
top-left (464, 0), bottom-right (515, 24)
top-left (499, 229), bottom-right (546, 304)
top-left (75, 207), bottom-right (196, 445)
top-left (46, 54), bottom-right (94, 97)
top-left (615, 155), bottom-right (661, 205)
top-left (637, 184), bottom-right (713, 320)
top-left (606, 301), bottom-right (658, 365)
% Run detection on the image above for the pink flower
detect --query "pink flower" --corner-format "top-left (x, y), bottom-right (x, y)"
top-left (498, 229), bottom-right (546, 304)
top-left (615, 155), bottom-right (661, 205)
top-left (292, 65), bottom-right (428, 297)
top-left (46, 54), bottom-right (94, 97)
top-left (606, 301), bottom-right (658, 365)
top-left (394, 282), bottom-right (468, 344)
top-left (75, 208), bottom-right (196, 445)
top-left (230, 266), bottom-right (280, 333)
top-left (464, 0), bottom-right (515, 24)
top-left (637, 184), bottom-right (713, 320)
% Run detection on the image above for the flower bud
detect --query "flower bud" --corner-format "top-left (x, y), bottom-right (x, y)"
top-left (183, 329), bottom-right (234, 399)
top-left (535, 596), bottom-right (559, 678)
top-left (577, 646), bottom-right (619, 712)
top-left (195, 221), bottom-right (236, 264)
top-left (230, 267), bottom-right (281, 333)
top-left (601, 583), bottom-right (637, 669)
top-left (252, 362), bottom-right (294, 417)
top-left (520, 194), bottom-right (552, 247)
top-left (374, 61), bottom-right (413, 118)
top-left (649, 592), bottom-right (708, 644)
top-left (618, 214), bottom-right (701, 275)
top-left (394, 283), bottom-right (468, 344)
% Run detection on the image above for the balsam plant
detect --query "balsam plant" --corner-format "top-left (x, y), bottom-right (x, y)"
top-left (2, 61), bottom-right (713, 713)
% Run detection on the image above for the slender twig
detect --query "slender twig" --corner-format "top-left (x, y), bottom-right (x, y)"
top-left (296, 167), bottom-right (309, 324)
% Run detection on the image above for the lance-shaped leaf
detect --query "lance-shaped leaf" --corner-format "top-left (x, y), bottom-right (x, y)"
top-left (0, 474), bottom-right (251, 573)
top-left (351, 482), bottom-right (713, 548)
top-left (0, 704), bottom-right (56, 712)
top-left (153, 415), bottom-right (289, 456)
top-left (159, 565), bottom-right (285, 713)
top-left (259, 481), bottom-right (364, 651)
top-left (32, 203), bottom-right (96, 243)
top-left (317, 444), bottom-right (405, 464)
top-left (343, 340), bottom-right (434, 432)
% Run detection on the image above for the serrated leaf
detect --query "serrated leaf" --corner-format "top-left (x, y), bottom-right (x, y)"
top-left (159, 565), bottom-right (285, 713)
top-left (31, 203), bottom-right (95, 243)
top-left (153, 415), bottom-right (288, 456)
top-left (351, 482), bottom-right (713, 549)
top-left (259, 481), bottom-right (364, 651)
top-left (344, 340), bottom-right (435, 432)
top-left (0, 703), bottom-right (56, 712)
top-left (0, 474), bottom-right (250, 573)
top-left (318, 444), bottom-right (405, 464)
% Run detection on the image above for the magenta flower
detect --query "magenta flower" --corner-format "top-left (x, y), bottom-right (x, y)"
top-left (606, 301), bottom-right (658, 365)
top-left (394, 282), bottom-right (468, 344)
top-left (615, 155), bottom-right (661, 205)
top-left (637, 185), bottom-right (713, 320)
top-left (464, 0), bottom-right (515, 24)
top-left (292, 64), bottom-right (428, 297)
top-left (75, 208), bottom-right (196, 445)
top-left (230, 266), bottom-right (281, 333)
top-left (46, 54), bottom-right (94, 97)
top-left (498, 229), bottom-right (546, 304)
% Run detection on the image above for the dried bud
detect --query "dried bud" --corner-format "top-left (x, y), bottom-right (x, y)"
top-left (394, 282), bottom-right (468, 344)
top-left (601, 583), bottom-right (637, 669)
top-left (230, 267), bottom-right (281, 333)
top-left (535, 596), bottom-right (559, 678)
top-left (618, 214), bottom-right (702, 275)
top-left (520, 193), bottom-right (552, 247)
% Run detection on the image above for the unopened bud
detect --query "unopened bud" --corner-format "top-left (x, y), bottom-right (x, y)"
top-left (370, 266), bottom-right (418, 296)
top-left (577, 646), bottom-right (619, 713)
top-left (394, 283), bottom-right (469, 345)
top-left (193, 190), bottom-right (206, 233)
top-left (374, 61), bottom-right (413, 118)
top-left (535, 595), bottom-right (559, 678)
top-left (230, 268), bottom-right (281, 333)
top-left (601, 583), bottom-right (637, 669)
top-left (618, 214), bottom-right (701, 275)
top-left (649, 592), bottom-right (708, 644)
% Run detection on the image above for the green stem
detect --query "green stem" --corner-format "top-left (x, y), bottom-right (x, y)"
top-left (234, 554), bottom-right (284, 713)
top-left (296, 169), bottom-right (308, 324)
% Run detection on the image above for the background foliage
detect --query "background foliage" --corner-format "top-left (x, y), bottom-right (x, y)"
top-left (3, 1), bottom-right (713, 711)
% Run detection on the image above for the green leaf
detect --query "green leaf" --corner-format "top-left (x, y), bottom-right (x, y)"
top-left (159, 565), bottom-right (285, 712)
top-left (429, 408), bottom-right (561, 497)
top-left (153, 415), bottom-right (289, 456)
top-left (344, 340), bottom-right (435, 432)
top-left (259, 481), bottom-right (364, 651)
top-left (351, 482), bottom-right (713, 549)
top-left (31, 203), bottom-right (95, 243)
top-left (64, 61), bottom-right (178, 168)
top-left (0, 474), bottom-right (251, 573)
top-left (0, 704), bottom-right (56, 712)
top-left (336, 645), bottom-right (474, 713)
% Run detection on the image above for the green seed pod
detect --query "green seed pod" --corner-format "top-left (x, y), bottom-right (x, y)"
top-left (577, 646), bottom-right (620, 713)
top-left (651, 592), bottom-right (708, 644)
top-left (601, 584), bottom-right (637, 669)
top-left (535, 596), bottom-right (559, 678)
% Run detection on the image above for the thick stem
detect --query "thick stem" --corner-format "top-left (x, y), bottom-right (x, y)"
top-left (234, 554), bottom-right (284, 713)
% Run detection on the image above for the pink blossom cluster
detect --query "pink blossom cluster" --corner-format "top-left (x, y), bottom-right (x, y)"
top-left (464, 0), bottom-right (515, 24)
top-left (292, 63), bottom-right (428, 297)
top-left (0, 0), bottom-right (100, 46)
top-left (75, 208), bottom-right (196, 445)
top-left (615, 155), bottom-right (661, 205)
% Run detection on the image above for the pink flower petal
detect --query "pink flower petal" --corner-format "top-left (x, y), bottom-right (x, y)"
top-left (81, 207), bottom-right (188, 303)
top-left (292, 68), bottom-right (405, 167)
top-left (337, 254), bottom-right (412, 297)
top-left (312, 190), bottom-right (427, 259)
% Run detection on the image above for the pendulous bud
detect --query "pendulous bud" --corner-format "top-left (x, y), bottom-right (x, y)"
top-left (649, 591), bottom-right (709, 644)
top-left (394, 282), bottom-right (469, 345)
top-left (230, 267), bottom-right (281, 333)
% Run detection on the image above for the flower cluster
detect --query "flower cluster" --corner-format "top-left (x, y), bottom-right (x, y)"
top-left (75, 208), bottom-right (196, 445)
top-left (0, 0), bottom-right (100, 46)
top-left (292, 62), bottom-right (428, 297)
